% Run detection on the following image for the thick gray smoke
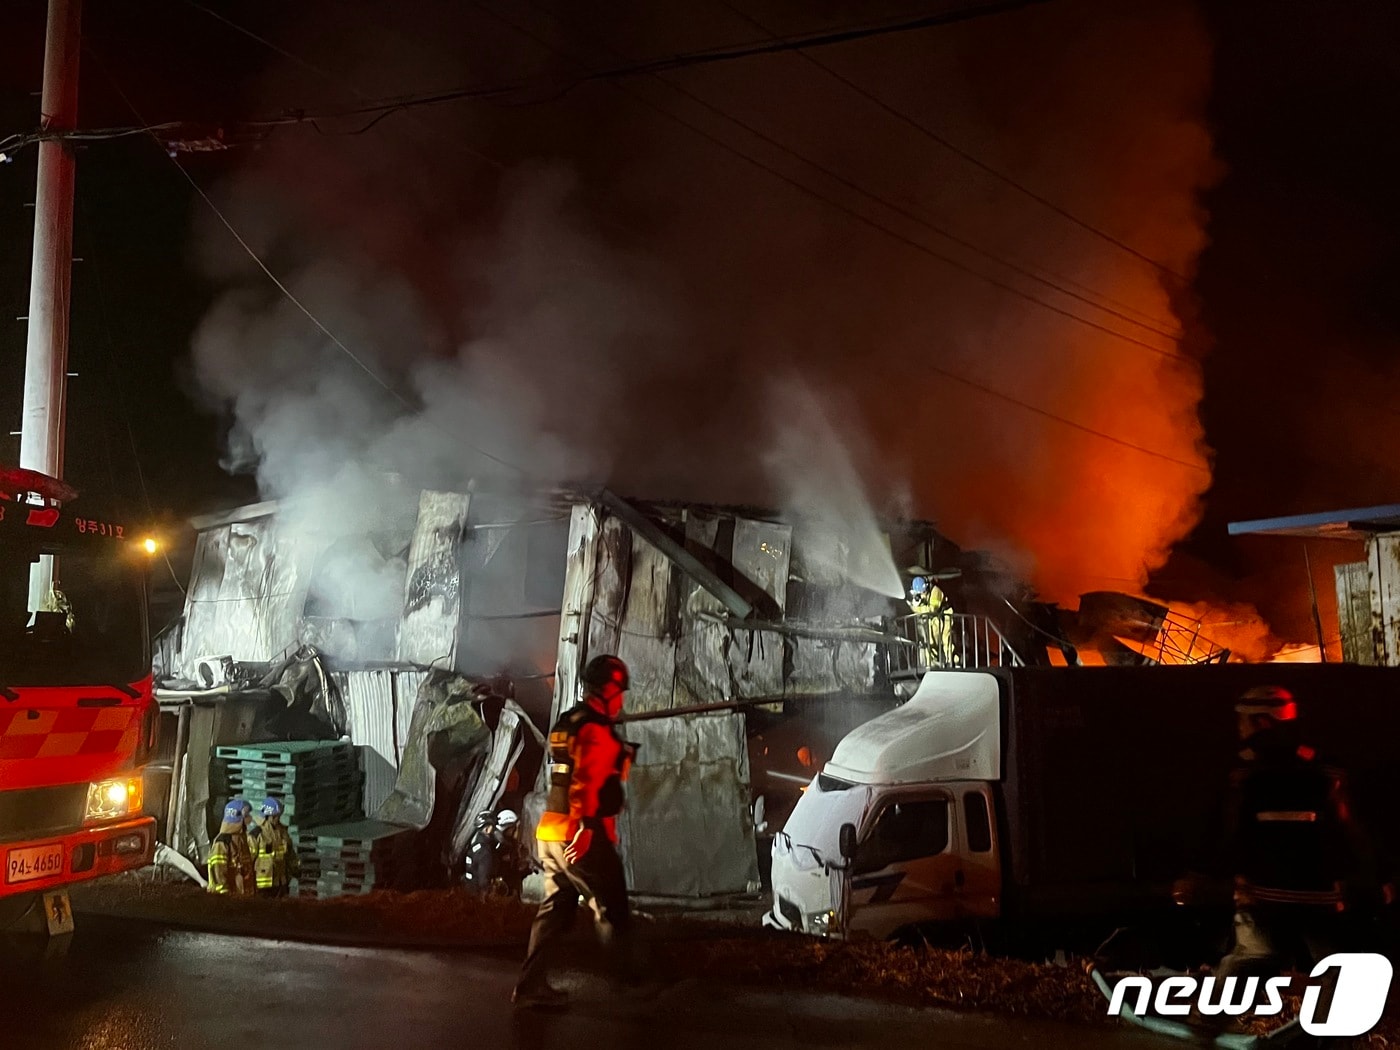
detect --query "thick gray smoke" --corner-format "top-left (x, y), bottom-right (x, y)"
top-left (188, 0), bottom-right (1241, 640)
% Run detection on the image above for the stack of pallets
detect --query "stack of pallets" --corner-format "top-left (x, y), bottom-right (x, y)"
top-left (209, 740), bottom-right (363, 841)
top-left (290, 819), bottom-right (413, 899)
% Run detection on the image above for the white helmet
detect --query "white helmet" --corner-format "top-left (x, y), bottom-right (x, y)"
top-left (496, 809), bottom-right (519, 828)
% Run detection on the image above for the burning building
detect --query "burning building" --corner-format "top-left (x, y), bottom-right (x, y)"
top-left (157, 478), bottom-right (1041, 897)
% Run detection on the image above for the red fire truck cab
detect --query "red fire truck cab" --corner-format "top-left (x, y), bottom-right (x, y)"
top-left (0, 468), bottom-right (158, 916)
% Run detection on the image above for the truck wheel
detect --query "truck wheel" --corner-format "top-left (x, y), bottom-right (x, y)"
top-left (0, 893), bottom-right (39, 933)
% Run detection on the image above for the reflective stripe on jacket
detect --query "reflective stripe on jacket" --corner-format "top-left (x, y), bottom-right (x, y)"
top-left (207, 830), bottom-right (254, 895)
top-left (249, 819), bottom-right (298, 889)
top-left (538, 702), bottom-right (627, 844)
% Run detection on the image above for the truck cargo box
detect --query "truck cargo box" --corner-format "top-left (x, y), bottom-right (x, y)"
top-left (998, 665), bottom-right (1400, 917)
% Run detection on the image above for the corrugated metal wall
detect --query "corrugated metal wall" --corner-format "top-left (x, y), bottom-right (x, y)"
top-left (341, 670), bottom-right (399, 816)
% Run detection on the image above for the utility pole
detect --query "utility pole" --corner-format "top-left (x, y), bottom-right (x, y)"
top-left (19, 0), bottom-right (81, 610)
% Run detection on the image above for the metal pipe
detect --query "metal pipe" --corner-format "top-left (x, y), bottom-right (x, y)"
top-left (618, 691), bottom-right (885, 724)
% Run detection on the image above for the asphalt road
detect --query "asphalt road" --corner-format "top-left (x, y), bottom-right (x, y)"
top-left (2, 917), bottom-right (1182, 1050)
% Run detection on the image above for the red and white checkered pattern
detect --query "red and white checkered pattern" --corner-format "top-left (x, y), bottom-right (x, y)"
top-left (0, 706), bottom-right (138, 761)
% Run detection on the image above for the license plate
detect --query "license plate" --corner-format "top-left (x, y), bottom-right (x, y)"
top-left (5, 843), bottom-right (64, 884)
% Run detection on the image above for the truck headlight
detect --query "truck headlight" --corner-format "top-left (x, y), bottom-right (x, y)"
top-left (807, 909), bottom-right (835, 935)
top-left (86, 778), bottom-right (143, 822)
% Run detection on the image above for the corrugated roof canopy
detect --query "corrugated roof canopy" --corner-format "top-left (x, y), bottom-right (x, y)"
top-left (1227, 504), bottom-right (1400, 540)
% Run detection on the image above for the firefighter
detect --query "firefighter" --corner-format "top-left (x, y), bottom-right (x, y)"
top-left (207, 799), bottom-right (255, 896)
top-left (512, 655), bottom-right (639, 1008)
top-left (247, 796), bottom-right (299, 897)
top-left (1212, 686), bottom-right (1390, 979)
top-left (908, 575), bottom-right (955, 669)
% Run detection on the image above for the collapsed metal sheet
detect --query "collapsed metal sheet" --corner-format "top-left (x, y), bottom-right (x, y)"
top-left (180, 520), bottom-right (320, 676)
top-left (614, 531), bottom-right (678, 714)
top-left (343, 670), bottom-right (399, 816)
top-left (397, 490), bottom-right (471, 668)
top-left (446, 706), bottom-right (525, 867)
top-left (617, 712), bottom-right (758, 897)
top-left (393, 670), bottom-right (428, 764)
top-left (375, 672), bottom-right (489, 829)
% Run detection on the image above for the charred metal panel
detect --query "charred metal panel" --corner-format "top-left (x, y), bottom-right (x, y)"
top-left (616, 712), bottom-right (758, 897)
top-left (726, 519), bottom-right (791, 700)
top-left (731, 518), bottom-right (791, 615)
top-left (1335, 561), bottom-right (1374, 665)
top-left (550, 504), bottom-right (601, 721)
top-left (1367, 534), bottom-right (1400, 666)
top-left (584, 514), bottom-right (631, 661)
top-left (615, 531), bottom-right (678, 714)
top-left (396, 491), bottom-right (470, 668)
top-left (786, 634), bottom-right (877, 695)
top-left (180, 519), bottom-right (318, 675)
top-left (676, 585), bottom-right (732, 707)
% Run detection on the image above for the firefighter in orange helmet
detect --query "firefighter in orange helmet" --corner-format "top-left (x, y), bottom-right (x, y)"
top-left (513, 655), bottom-right (638, 1008)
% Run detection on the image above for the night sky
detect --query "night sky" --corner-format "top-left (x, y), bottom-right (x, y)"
top-left (2, 0), bottom-right (1398, 651)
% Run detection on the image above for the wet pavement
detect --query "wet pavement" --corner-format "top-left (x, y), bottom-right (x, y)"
top-left (3, 916), bottom-right (1182, 1050)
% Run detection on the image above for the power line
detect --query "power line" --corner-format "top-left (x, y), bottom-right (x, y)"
top-left (711, 0), bottom-right (1189, 285)
top-left (75, 193), bottom-right (188, 594)
top-left (169, 1), bottom-right (1052, 134)
top-left (488, 4), bottom-right (1188, 361)
top-left (484, 2), bottom-right (1207, 473)
top-left (174, 0), bottom-right (508, 170)
top-left (643, 51), bottom-right (1187, 356)
top-left (89, 51), bottom-right (527, 478)
top-left (713, 0), bottom-right (1185, 329)
top-left (93, 5), bottom-right (1205, 474)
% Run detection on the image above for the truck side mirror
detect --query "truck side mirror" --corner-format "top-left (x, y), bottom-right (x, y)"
top-left (838, 822), bottom-right (857, 861)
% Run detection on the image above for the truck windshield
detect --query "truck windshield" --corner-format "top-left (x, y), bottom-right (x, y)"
top-left (0, 548), bottom-right (148, 688)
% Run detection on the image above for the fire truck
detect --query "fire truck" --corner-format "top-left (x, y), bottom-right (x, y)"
top-left (0, 467), bottom-right (158, 928)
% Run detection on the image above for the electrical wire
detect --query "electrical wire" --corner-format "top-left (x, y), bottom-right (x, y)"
top-left (74, 5), bottom-right (1205, 472)
top-left (0, 2), bottom-right (1051, 161)
top-left (76, 192), bottom-right (188, 594)
top-left (485, 1), bottom-right (1207, 472)
top-left (89, 51), bottom-right (529, 478)
top-left (713, 0), bottom-right (1188, 324)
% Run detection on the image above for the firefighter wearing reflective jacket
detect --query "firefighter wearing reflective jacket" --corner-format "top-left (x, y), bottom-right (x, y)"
top-left (207, 799), bottom-right (255, 896)
top-left (248, 796), bottom-right (299, 897)
top-left (1214, 686), bottom-right (1391, 978)
top-left (513, 655), bottom-right (638, 1008)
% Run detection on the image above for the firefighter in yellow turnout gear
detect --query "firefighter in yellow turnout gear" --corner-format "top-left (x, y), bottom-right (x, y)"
top-left (248, 796), bottom-right (299, 896)
top-left (207, 799), bottom-right (255, 896)
top-left (908, 576), bottom-right (956, 669)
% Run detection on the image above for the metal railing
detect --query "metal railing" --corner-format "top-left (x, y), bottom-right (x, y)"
top-left (1139, 615), bottom-right (1230, 665)
top-left (886, 612), bottom-right (1024, 676)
